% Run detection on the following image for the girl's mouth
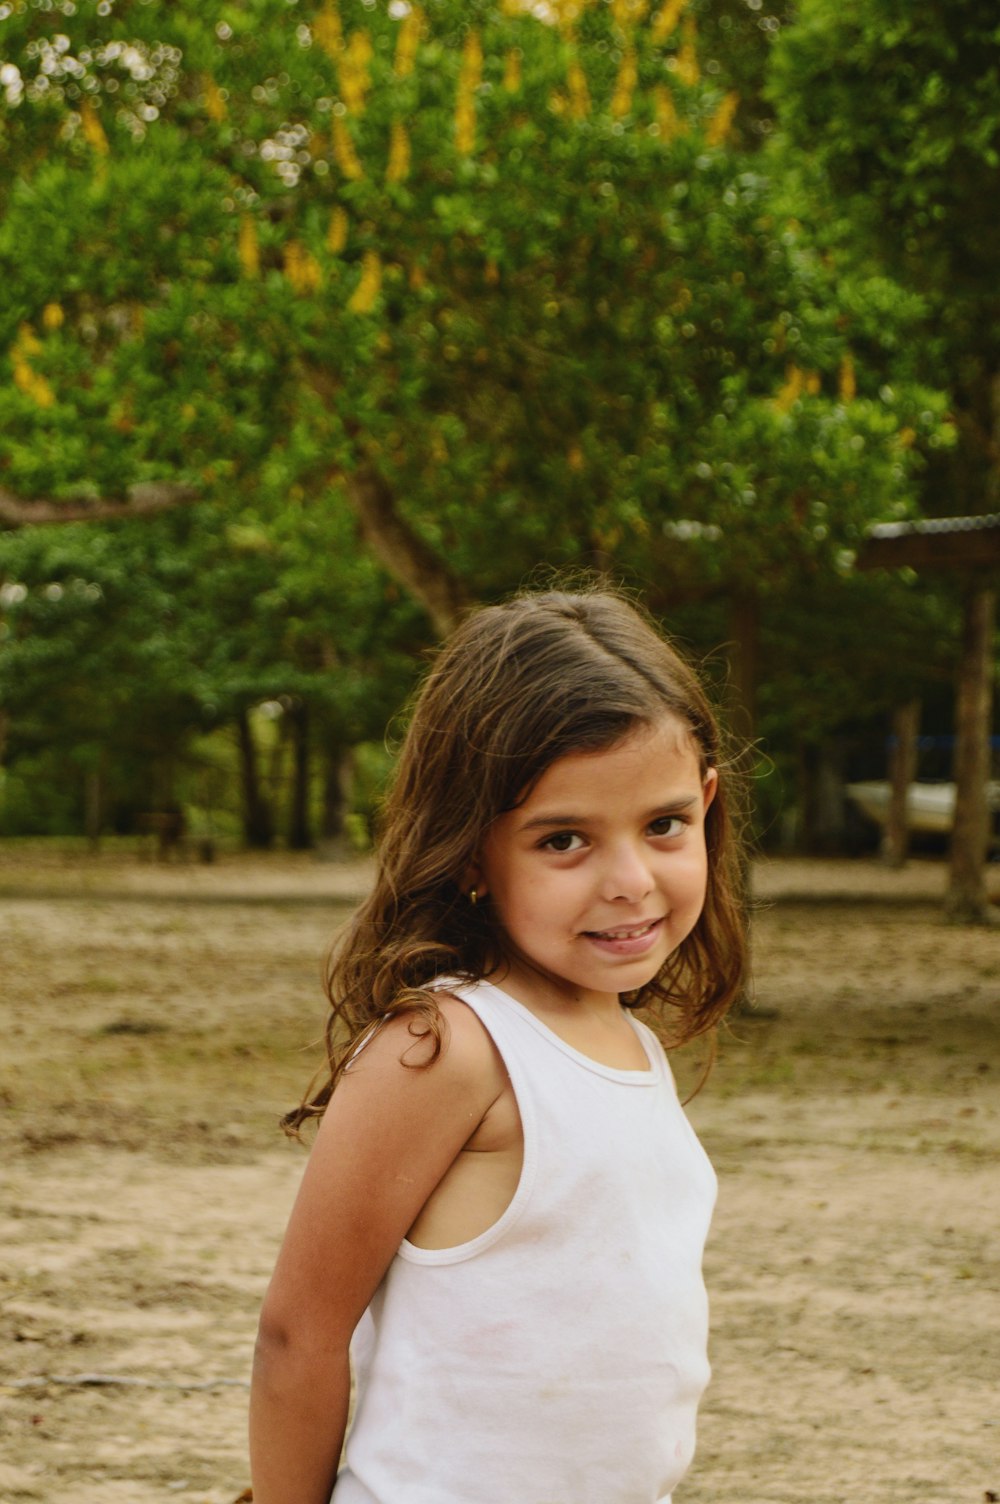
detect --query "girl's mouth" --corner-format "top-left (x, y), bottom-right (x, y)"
top-left (583, 918), bottom-right (663, 955)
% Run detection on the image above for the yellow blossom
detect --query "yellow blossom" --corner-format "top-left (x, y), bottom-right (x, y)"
top-left (610, 46), bottom-right (637, 119)
top-left (455, 39), bottom-right (483, 159)
top-left (651, 0), bottom-right (686, 43)
top-left (204, 76), bottom-right (227, 122)
top-left (839, 353), bottom-right (857, 402)
top-left (460, 31), bottom-right (483, 93)
top-left (284, 241), bottom-right (323, 295)
top-left (238, 216), bottom-right (260, 278)
top-left (11, 328), bottom-right (54, 407)
top-left (14, 323), bottom-right (43, 358)
top-left (592, 524), bottom-right (623, 553)
top-left (13, 361), bottom-right (55, 407)
top-left (328, 207), bottom-right (349, 254)
top-left (566, 57), bottom-right (590, 119)
top-left (42, 303), bottom-right (65, 332)
top-left (339, 30), bottom-right (373, 115)
top-left (315, 3), bottom-right (343, 60)
top-left (348, 250), bottom-right (381, 313)
top-left (612, 0), bottom-right (649, 30)
top-left (675, 17), bottom-right (700, 86)
top-left (455, 96), bottom-right (476, 153)
top-left (394, 7), bottom-right (423, 78)
top-left (79, 100), bottom-right (108, 154)
top-left (386, 121), bottom-right (411, 184)
top-left (654, 85), bottom-right (685, 140)
top-left (775, 365), bottom-right (806, 412)
top-left (332, 117), bottom-right (364, 180)
top-left (551, 0), bottom-right (584, 31)
top-left (706, 91), bottom-right (738, 147)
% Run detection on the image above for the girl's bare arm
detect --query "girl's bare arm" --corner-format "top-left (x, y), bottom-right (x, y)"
top-left (249, 999), bottom-right (507, 1504)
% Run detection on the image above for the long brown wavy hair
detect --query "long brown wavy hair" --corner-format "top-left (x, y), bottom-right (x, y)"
top-left (284, 587), bottom-right (748, 1131)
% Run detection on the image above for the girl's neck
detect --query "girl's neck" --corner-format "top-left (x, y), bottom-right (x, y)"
top-left (485, 956), bottom-right (622, 1022)
top-left (483, 961), bottom-right (649, 1072)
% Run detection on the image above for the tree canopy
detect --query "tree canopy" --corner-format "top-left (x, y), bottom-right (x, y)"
top-left (0, 0), bottom-right (973, 846)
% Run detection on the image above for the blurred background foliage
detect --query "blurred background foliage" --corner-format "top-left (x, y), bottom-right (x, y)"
top-left (0, 0), bottom-right (994, 851)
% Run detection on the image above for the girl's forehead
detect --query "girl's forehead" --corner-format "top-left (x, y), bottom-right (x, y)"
top-left (528, 716), bottom-right (702, 796)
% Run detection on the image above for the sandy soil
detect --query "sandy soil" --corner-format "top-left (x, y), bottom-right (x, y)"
top-left (1, 848), bottom-right (998, 1504)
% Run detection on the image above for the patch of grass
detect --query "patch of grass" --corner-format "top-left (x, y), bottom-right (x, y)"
top-left (78, 975), bottom-right (125, 994)
top-left (98, 1017), bottom-right (168, 1036)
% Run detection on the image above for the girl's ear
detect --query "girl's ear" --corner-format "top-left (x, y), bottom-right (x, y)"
top-left (702, 767), bottom-right (719, 812)
top-left (462, 859), bottom-right (487, 901)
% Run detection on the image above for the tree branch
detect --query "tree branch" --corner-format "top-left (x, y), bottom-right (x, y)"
top-left (342, 467), bottom-right (470, 638)
top-left (0, 483), bottom-right (201, 529)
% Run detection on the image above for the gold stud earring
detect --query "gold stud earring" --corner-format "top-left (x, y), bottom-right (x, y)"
top-left (469, 887), bottom-right (479, 906)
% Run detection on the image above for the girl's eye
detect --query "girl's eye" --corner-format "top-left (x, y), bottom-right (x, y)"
top-left (542, 831), bottom-right (585, 853)
top-left (650, 815), bottom-right (686, 838)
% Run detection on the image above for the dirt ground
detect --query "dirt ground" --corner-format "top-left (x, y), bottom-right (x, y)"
top-left (1, 845), bottom-right (998, 1504)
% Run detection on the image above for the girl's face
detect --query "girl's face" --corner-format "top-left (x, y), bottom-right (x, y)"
top-left (470, 717), bottom-right (717, 1014)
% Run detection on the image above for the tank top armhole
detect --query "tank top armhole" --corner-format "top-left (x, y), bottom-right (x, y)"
top-left (396, 980), bottom-right (539, 1268)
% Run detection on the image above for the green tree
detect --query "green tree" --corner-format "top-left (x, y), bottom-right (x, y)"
top-left (771, 0), bottom-right (1000, 916)
top-left (0, 1), bottom-right (943, 601)
top-left (0, 502), bottom-right (425, 844)
top-left (0, 520), bottom-right (204, 835)
top-left (0, 0), bottom-right (957, 850)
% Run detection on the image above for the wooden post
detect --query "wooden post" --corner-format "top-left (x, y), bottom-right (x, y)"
top-left (947, 583), bottom-right (997, 922)
top-left (882, 699), bottom-right (920, 867)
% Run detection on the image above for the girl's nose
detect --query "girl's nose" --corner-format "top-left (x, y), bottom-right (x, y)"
top-left (600, 845), bottom-right (654, 903)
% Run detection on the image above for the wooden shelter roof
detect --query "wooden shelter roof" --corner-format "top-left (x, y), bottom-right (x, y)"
top-left (855, 514), bottom-right (1000, 573)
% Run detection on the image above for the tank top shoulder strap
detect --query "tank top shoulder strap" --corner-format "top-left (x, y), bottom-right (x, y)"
top-left (429, 975), bottom-right (540, 1073)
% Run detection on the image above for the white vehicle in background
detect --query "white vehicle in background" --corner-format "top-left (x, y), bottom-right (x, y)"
top-left (846, 780), bottom-right (1000, 836)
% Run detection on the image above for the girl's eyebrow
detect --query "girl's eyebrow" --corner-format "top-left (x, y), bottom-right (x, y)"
top-left (518, 794), bottom-right (701, 833)
top-left (517, 813), bottom-right (586, 832)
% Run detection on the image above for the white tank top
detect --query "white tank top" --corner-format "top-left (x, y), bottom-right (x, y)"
top-left (332, 977), bottom-right (717, 1504)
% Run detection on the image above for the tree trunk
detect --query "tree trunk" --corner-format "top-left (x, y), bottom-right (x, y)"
top-left (947, 583), bottom-right (996, 922)
top-left (287, 700), bottom-right (312, 851)
top-left (727, 592), bottom-right (758, 745)
top-left (236, 709), bottom-right (274, 849)
top-left (799, 739), bottom-right (846, 855)
top-left (84, 763), bottom-right (103, 850)
top-left (344, 466), bottom-right (469, 638)
top-left (267, 715), bottom-right (288, 820)
top-left (321, 742), bottom-right (352, 843)
top-left (882, 698), bottom-right (921, 867)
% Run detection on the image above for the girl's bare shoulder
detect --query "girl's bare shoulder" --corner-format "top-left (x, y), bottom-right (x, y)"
top-left (344, 990), bottom-right (506, 1103)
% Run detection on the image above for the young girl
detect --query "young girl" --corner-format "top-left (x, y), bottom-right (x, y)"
top-left (249, 587), bottom-right (747, 1504)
